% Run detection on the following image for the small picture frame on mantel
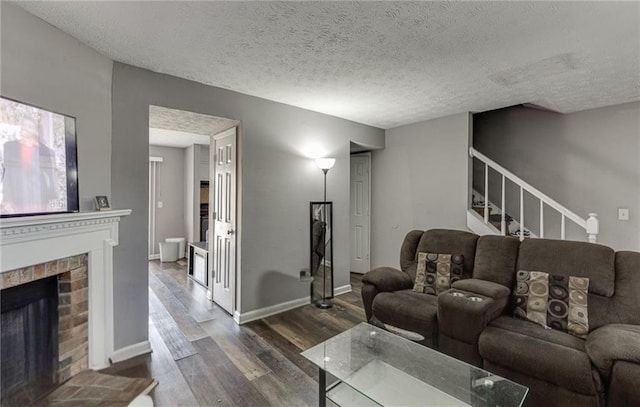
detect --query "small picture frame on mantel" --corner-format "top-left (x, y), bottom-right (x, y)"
top-left (94, 196), bottom-right (111, 211)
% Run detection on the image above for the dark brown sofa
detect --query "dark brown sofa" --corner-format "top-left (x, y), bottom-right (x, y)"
top-left (362, 229), bottom-right (640, 407)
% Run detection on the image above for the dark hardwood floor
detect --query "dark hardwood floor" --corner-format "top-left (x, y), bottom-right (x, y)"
top-left (101, 260), bottom-right (366, 406)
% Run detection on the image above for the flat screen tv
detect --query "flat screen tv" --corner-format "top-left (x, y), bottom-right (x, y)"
top-left (0, 96), bottom-right (79, 218)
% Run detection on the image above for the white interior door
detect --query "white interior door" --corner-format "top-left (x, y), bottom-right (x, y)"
top-left (210, 128), bottom-right (237, 314)
top-left (350, 153), bottom-right (371, 274)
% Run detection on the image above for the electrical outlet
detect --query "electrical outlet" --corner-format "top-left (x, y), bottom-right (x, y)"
top-left (157, 201), bottom-right (163, 209)
top-left (299, 269), bottom-right (312, 282)
top-left (618, 208), bottom-right (629, 221)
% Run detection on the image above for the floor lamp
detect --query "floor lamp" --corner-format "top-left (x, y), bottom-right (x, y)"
top-left (315, 157), bottom-right (335, 309)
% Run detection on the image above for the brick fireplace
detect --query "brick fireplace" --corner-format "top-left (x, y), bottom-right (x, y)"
top-left (3, 255), bottom-right (90, 379)
top-left (1, 254), bottom-right (89, 402)
top-left (56, 256), bottom-right (89, 382)
top-left (0, 210), bottom-right (131, 374)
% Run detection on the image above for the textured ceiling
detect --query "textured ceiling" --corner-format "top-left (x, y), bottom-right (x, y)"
top-left (149, 105), bottom-right (238, 147)
top-left (149, 128), bottom-right (209, 148)
top-left (16, 1), bottom-right (640, 129)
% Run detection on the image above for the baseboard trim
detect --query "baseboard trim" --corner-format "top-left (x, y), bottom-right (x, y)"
top-left (234, 296), bottom-right (309, 324)
top-left (334, 284), bottom-right (352, 296)
top-left (234, 283), bottom-right (354, 324)
top-left (148, 254), bottom-right (160, 260)
top-left (109, 340), bottom-right (152, 364)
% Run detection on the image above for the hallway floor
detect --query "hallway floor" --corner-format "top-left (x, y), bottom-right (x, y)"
top-left (102, 260), bottom-right (365, 406)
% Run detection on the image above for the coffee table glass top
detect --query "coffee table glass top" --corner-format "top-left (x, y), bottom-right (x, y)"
top-left (301, 323), bottom-right (528, 406)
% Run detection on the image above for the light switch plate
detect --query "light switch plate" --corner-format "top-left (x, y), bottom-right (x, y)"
top-left (157, 201), bottom-right (163, 209)
top-left (618, 208), bottom-right (629, 221)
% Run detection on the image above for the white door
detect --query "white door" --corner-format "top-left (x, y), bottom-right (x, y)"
top-left (350, 153), bottom-right (371, 274)
top-left (210, 128), bottom-right (237, 314)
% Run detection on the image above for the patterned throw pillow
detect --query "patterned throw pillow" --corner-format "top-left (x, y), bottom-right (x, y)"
top-left (413, 253), bottom-right (464, 295)
top-left (513, 271), bottom-right (589, 338)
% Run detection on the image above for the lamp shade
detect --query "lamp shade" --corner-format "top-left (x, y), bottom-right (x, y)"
top-left (316, 158), bottom-right (336, 170)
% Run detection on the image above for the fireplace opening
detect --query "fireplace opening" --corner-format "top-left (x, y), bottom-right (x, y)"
top-left (1, 275), bottom-right (59, 405)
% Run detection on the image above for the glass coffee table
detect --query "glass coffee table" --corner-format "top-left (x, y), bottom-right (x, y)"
top-left (301, 323), bottom-right (527, 406)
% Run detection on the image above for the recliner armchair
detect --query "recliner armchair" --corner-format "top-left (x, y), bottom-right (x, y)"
top-left (362, 229), bottom-right (479, 347)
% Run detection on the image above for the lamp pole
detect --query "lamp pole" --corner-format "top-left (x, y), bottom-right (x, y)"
top-left (315, 158), bottom-right (335, 309)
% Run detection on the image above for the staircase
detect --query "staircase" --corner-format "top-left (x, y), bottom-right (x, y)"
top-left (469, 192), bottom-right (534, 239)
top-left (467, 147), bottom-right (599, 243)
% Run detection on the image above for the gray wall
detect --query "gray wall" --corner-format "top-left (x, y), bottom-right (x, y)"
top-left (0, 2), bottom-right (112, 210)
top-left (473, 103), bottom-right (640, 251)
top-left (111, 63), bottom-right (384, 333)
top-left (149, 145), bottom-right (186, 252)
top-left (371, 113), bottom-right (471, 268)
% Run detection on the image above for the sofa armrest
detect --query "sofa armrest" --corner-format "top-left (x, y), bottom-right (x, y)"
top-left (437, 280), bottom-right (510, 345)
top-left (362, 267), bottom-right (413, 293)
top-left (586, 324), bottom-right (640, 381)
top-left (451, 278), bottom-right (511, 300)
top-left (361, 267), bottom-right (413, 323)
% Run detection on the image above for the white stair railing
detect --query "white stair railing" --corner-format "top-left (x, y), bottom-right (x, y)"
top-left (470, 147), bottom-right (599, 243)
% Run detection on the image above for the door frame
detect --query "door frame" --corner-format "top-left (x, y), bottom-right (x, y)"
top-left (350, 152), bottom-right (372, 274)
top-left (207, 123), bottom-right (242, 320)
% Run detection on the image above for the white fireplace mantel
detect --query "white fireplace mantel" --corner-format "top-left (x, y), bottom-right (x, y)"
top-left (0, 209), bottom-right (132, 369)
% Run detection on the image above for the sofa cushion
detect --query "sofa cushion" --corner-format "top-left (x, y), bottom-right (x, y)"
top-left (399, 230), bottom-right (425, 276)
top-left (514, 271), bottom-right (590, 338)
top-left (413, 253), bottom-right (464, 295)
top-left (585, 324), bottom-right (640, 381)
top-left (472, 235), bottom-right (521, 288)
top-left (372, 289), bottom-right (438, 345)
top-left (517, 239), bottom-right (614, 297)
top-left (609, 251), bottom-right (640, 325)
top-left (362, 267), bottom-right (413, 293)
top-left (407, 229), bottom-right (477, 281)
top-left (479, 316), bottom-right (598, 396)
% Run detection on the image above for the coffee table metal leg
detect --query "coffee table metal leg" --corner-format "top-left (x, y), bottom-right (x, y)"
top-left (319, 367), bottom-right (326, 407)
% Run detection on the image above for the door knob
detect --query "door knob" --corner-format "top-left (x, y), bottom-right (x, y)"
top-left (227, 229), bottom-right (235, 235)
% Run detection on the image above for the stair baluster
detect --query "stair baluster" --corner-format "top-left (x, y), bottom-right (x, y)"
top-left (469, 147), bottom-right (599, 243)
